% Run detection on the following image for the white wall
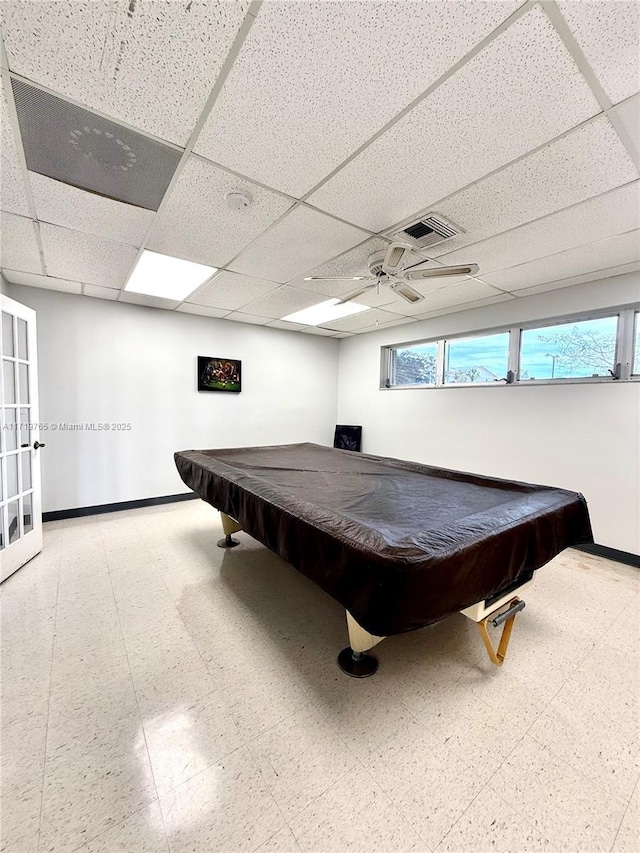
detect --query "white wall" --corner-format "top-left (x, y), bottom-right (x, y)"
top-left (337, 274), bottom-right (640, 554)
top-left (8, 273), bottom-right (640, 553)
top-left (7, 285), bottom-right (339, 513)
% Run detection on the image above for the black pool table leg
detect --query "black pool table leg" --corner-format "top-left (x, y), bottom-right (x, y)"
top-left (217, 512), bottom-right (242, 548)
top-left (337, 647), bottom-right (379, 677)
top-left (338, 611), bottom-right (386, 677)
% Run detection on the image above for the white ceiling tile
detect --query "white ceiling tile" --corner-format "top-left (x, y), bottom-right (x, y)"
top-left (389, 279), bottom-right (507, 317)
top-left (613, 94), bottom-right (640, 162)
top-left (195, 0), bottom-right (520, 196)
top-left (318, 307), bottom-right (398, 333)
top-left (413, 293), bottom-right (515, 321)
top-left (0, 213), bottom-right (42, 273)
top-left (224, 312), bottom-right (273, 326)
top-left (297, 325), bottom-right (340, 337)
top-left (1, 77), bottom-right (29, 216)
top-left (367, 275), bottom-right (476, 317)
top-left (308, 5), bottom-right (601, 231)
top-left (3, 269), bottom-right (81, 293)
top-left (237, 285), bottom-right (331, 319)
top-left (146, 157), bottom-right (292, 267)
top-left (429, 117), bottom-right (639, 257)
top-left (353, 318), bottom-right (419, 335)
top-left (40, 223), bottom-right (138, 288)
top-left (267, 319), bottom-right (313, 333)
top-left (176, 303), bottom-right (230, 318)
top-left (480, 230), bottom-right (640, 292)
top-left (0, 1), bottom-right (250, 145)
top-left (30, 173), bottom-right (155, 246)
top-left (83, 284), bottom-right (120, 300)
top-left (557, 1), bottom-right (640, 103)
top-left (119, 292), bottom-right (179, 310)
top-left (229, 205), bottom-right (368, 283)
top-left (442, 181), bottom-right (640, 275)
top-left (354, 287), bottom-right (403, 309)
top-left (188, 271), bottom-right (280, 311)
top-left (513, 263), bottom-right (640, 298)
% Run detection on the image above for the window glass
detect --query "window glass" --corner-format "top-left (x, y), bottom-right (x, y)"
top-left (444, 332), bottom-right (509, 384)
top-left (2, 312), bottom-right (14, 356)
top-left (633, 312), bottom-right (639, 375)
top-left (520, 316), bottom-right (617, 380)
top-left (390, 342), bottom-right (437, 386)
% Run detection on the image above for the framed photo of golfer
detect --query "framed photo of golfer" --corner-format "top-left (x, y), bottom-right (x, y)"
top-left (197, 357), bottom-right (242, 393)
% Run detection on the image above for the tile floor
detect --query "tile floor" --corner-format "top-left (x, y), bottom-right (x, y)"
top-left (1, 500), bottom-right (638, 853)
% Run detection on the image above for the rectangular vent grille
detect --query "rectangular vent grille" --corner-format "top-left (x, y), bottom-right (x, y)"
top-left (11, 78), bottom-right (182, 211)
top-left (392, 213), bottom-right (462, 249)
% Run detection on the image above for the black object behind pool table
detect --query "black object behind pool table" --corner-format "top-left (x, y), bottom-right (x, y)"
top-left (333, 424), bottom-right (362, 452)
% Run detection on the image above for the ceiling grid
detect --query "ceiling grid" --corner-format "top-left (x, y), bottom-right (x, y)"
top-left (0, 0), bottom-right (638, 334)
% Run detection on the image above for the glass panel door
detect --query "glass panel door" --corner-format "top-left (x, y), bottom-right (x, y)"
top-left (1, 295), bottom-right (42, 582)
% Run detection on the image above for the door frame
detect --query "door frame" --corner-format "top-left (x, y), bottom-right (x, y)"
top-left (1, 294), bottom-right (43, 581)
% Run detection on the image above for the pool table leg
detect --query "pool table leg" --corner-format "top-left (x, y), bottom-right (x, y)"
top-left (217, 512), bottom-right (242, 548)
top-left (338, 611), bottom-right (386, 677)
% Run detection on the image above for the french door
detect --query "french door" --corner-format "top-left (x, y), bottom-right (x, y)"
top-left (1, 294), bottom-right (43, 582)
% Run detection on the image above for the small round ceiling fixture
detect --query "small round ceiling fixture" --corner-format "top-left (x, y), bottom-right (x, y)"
top-left (225, 191), bottom-right (252, 211)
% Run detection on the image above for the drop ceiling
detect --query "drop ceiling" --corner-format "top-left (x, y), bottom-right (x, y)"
top-left (1, 0), bottom-right (638, 338)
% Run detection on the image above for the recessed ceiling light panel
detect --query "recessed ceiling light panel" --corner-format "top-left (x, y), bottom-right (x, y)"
top-left (282, 298), bottom-right (370, 326)
top-left (125, 250), bottom-right (217, 301)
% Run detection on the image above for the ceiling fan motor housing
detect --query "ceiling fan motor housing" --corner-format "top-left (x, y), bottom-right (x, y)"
top-left (368, 251), bottom-right (391, 277)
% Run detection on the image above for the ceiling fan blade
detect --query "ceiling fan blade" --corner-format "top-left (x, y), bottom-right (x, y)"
top-left (405, 263), bottom-right (479, 280)
top-left (391, 282), bottom-right (424, 304)
top-left (303, 275), bottom-right (373, 282)
top-left (337, 283), bottom-right (376, 304)
top-left (383, 242), bottom-right (411, 275)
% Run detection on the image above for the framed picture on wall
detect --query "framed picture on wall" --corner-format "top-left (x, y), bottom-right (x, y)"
top-left (197, 357), bottom-right (242, 393)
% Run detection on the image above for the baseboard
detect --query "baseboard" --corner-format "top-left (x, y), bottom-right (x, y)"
top-left (42, 492), bottom-right (199, 522)
top-left (575, 543), bottom-right (640, 568)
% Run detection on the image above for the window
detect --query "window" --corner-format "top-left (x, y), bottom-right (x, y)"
top-left (382, 305), bottom-right (638, 389)
top-left (444, 332), bottom-right (509, 385)
top-left (520, 316), bottom-right (617, 381)
top-left (390, 342), bottom-right (437, 386)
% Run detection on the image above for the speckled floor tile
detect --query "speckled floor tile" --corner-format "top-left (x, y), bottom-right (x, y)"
top-left (435, 786), bottom-right (555, 852)
top-left (142, 691), bottom-right (243, 794)
top-left (39, 732), bottom-right (157, 853)
top-left (490, 736), bottom-right (627, 851)
top-left (158, 745), bottom-right (284, 853)
top-left (611, 781), bottom-right (639, 853)
top-left (362, 717), bottom-right (486, 849)
top-left (73, 800), bottom-right (169, 853)
top-left (247, 705), bottom-right (357, 819)
top-left (254, 825), bottom-right (303, 852)
top-left (0, 783), bottom-right (42, 853)
top-left (2, 505), bottom-right (637, 853)
top-left (289, 764), bottom-right (424, 852)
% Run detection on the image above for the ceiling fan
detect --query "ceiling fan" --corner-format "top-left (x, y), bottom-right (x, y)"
top-left (304, 243), bottom-right (479, 305)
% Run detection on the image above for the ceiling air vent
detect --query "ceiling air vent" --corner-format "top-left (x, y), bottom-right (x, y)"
top-left (391, 213), bottom-right (462, 250)
top-left (11, 78), bottom-right (182, 211)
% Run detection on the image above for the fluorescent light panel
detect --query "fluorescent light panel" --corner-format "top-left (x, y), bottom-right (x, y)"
top-left (282, 298), bottom-right (370, 326)
top-left (125, 249), bottom-right (217, 300)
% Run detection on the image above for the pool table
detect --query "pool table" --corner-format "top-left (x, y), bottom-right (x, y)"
top-left (175, 443), bottom-right (592, 675)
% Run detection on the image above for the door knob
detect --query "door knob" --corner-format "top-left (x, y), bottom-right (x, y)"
top-left (34, 441), bottom-right (46, 449)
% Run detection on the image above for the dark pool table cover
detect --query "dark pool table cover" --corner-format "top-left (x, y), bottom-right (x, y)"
top-left (174, 443), bottom-right (593, 636)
